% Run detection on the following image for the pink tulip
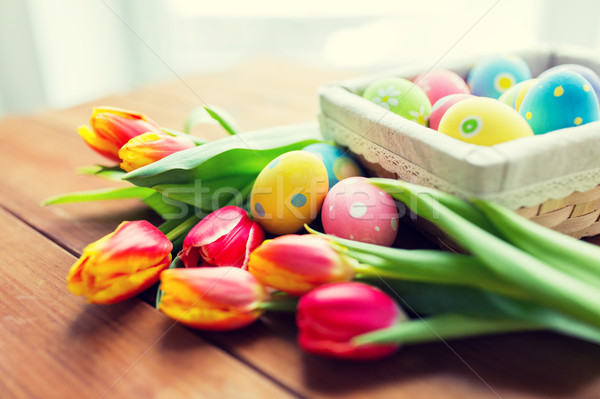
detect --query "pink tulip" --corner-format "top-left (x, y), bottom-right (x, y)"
top-left (178, 206), bottom-right (265, 269)
top-left (297, 282), bottom-right (405, 360)
top-left (247, 234), bottom-right (355, 296)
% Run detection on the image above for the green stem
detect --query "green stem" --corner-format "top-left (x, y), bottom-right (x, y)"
top-left (352, 261), bottom-right (529, 301)
top-left (257, 299), bottom-right (298, 312)
top-left (353, 314), bottom-right (540, 346)
top-left (165, 215), bottom-right (200, 241)
top-left (380, 180), bottom-right (600, 330)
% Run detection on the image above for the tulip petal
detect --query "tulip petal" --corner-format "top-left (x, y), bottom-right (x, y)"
top-left (159, 267), bottom-right (269, 330)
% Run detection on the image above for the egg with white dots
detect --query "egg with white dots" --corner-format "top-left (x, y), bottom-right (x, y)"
top-left (321, 177), bottom-right (399, 247)
top-left (438, 97), bottom-right (534, 146)
top-left (467, 54), bottom-right (532, 99)
top-left (302, 143), bottom-right (363, 189)
top-left (518, 70), bottom-right (600, 135)
top-left (250, 151), bottom-right (329, 235)
top-left (362, 77), bottom-right (432, 126)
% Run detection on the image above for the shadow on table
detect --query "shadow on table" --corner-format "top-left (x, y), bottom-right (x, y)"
top-left (299, 331), bottom-right (600, 397)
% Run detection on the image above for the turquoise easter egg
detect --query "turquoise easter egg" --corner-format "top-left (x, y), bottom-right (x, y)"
top-left (363, 77), bottom-right (432, 126)
top-left (467, 54), bottom-right (532, 99)
top-left (518, 71), bottom-right (600, 135)
top-left (302, 143), bottom-right (363, 189)
top-left (539, 64), bottom-right (600, 102)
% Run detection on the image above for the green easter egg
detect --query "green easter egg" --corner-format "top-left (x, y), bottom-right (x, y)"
top-left (363, 77), bottom-right (432, 126)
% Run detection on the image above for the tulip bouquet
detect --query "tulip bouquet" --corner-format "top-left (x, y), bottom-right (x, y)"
top-left (46, 106), bottom-right (600, 361)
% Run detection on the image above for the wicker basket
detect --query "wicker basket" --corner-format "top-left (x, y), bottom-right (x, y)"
top-left (319, 46), bottom-right (600, 239)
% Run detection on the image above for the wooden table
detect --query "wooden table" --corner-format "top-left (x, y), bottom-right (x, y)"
top-left (2, 58), bottom-right (600, 399)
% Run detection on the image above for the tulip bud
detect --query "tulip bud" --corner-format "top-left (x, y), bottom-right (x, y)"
top-left (179, 206), bottom-right (265, 269)
top-left (67, 220), bottom-right (172, 304)
top-left (78, 106), bottom-right (162, 162)
top-left (297, 282), bottom-right (405, 360)
top-left (118, 132), bottom-right (196, 172)
top-left (159, 267), bottom-right (269, 330)
top-left (247, 234), bottom-right (355, 295)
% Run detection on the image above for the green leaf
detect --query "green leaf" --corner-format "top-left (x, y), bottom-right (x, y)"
top-left (42, 186), bottom-right (155, 205)
top-left (353, 313), bottom-right (539, 346)
top-left (124, 124), bottom-right (323, 208)
top-left (204, 106), bottom-right (240, 135)
top-left (161, 128), bottom-right (209, 145)
top-left (359, 278), bottom-right (600, 345)
top-left (142, 191), bottom-right (197, 220)
top-left (183, 105), bottom-right (241, 135)
top-left (77, 165), bottom-right (126, 181)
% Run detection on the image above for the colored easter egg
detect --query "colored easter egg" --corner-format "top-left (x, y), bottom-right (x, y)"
top-left (539, 64), bottom-right (600, 102)
top-left (438, 97), bottom-right (534, 145)
top-left (467, 54), bottom-right (532, 99)
top-left (429, 93), bottom-right (474, 131)
top-left (250, 151), bottom-right (329, 235)
top-left (498, 78), bottom-right (539, 111)
top-left (302, 143), bottom-right (363, 189)
top-left (363, 77), bottom-right (432, 126)
top-left (321, 177), bottom-right (399, 247)
top-left (519, 70), bottom-right (600, 135)
top-left (413, 70), bottom-right (470, 106)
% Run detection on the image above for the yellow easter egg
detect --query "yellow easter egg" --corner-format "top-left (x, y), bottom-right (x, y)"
top-left (438, 97), bottom-right (534, 146)
top-left (250, 151), bottom-right (329, 235)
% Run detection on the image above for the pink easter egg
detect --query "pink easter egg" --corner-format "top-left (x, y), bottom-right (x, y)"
top-left (413, 70), bottom-right (471, 106)
top-left (321, 177), bottom-right (399, 247)
top-left (429, 93), bottom-right (474, 131)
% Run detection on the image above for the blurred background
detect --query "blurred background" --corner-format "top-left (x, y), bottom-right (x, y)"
top-left (1, 0), bottom-right (599, 118)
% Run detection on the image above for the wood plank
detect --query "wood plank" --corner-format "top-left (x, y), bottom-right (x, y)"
top-left (0, 208), bottom-right (296, 399)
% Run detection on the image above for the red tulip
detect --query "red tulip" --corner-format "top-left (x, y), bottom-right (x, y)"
top-left (67, 220), bottom-right (172, 304)
top-left (297, 282), bottom-right (405, 360)
top-left (247, 234), bottom-right (354, 295)
top-left (78, 106), bottom-right (162, 162)
top-left (159, 267), bottom-right (269, 330)
top-left (179, 206), bottom-right (265, 269)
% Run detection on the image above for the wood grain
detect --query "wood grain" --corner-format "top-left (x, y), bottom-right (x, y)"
top-left (1, 58), bottom-right (600, 398)
top-left (0, 208), bottom-right (296, 399)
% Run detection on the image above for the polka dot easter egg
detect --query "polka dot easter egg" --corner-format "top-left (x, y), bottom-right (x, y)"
top-left (429, 93), bottom-right (474, 131)
top-left (250, 151), bottom-right (329, 235)
top-left (539, 64), bottom-right (600, 102)
top-left (413, 70), bottom-right (470, 106)
top-left (363, 77), bottom-right (431, 126)
top-left (518, 70), bottom-right (600, 135)
top-left (438, 97), bottom-right (534, 146)
top-left (498, 78), bottom-right (539, 111)
top-left (302, 143), bottom-right (363, 189)
top-left (321, 177), bottom-right (399, 247)
top-left (467, 54), bottom-right (532, 99)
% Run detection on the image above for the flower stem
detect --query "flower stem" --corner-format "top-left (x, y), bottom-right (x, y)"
top-left (165, 215), bottom-right (200, 241)
top-left (353, 314), bottom-right (540, 346)
top-left (257, 299), bottom-right (298, 312)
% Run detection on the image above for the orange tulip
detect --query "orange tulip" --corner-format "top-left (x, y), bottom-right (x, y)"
top-left (247, 234), bottom-right (355, 295)
top-left (118, 132), bottom-right (196, 172)
top-left (78, 106), bottom-right (162, 162)
top-left (159, 267), bottom-right (269, 330)
top-left (67, 220), bottom-right (172, 304)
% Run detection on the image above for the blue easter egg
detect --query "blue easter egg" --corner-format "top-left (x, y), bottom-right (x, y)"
top-left (518, 70), bottom-right (600, 135)
top-left (539, 64), bottom-right (600, 102)
top-left (302, 143), bottom-right (363, 189)
top-left (467, 54), bottom-right (532, 99)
